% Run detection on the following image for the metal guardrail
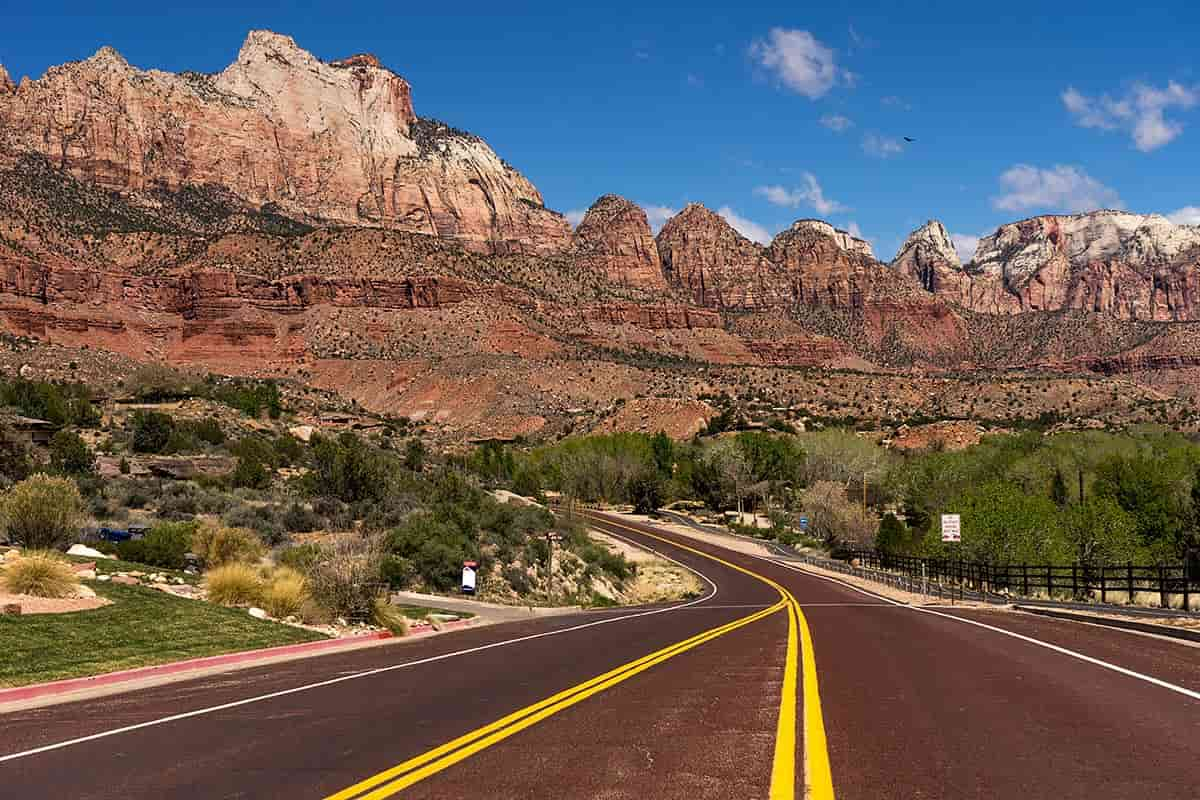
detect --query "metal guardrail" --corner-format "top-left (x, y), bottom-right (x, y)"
top-left (788, 553), bottom-right (1006, 604)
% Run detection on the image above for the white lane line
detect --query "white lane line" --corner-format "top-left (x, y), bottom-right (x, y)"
top-left (0, 545), bottom-right (726, 764)
top-left (768, 559), bottom-right (1200, 703)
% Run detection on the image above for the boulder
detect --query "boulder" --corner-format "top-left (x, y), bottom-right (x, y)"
top-left (67, 544), bottom-right (113, 560)
top-left (248, 607), bottom-right (268, 620)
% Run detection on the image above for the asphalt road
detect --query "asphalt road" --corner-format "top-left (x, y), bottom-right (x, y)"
top-left (2, 513), bottom-right (1198, 799)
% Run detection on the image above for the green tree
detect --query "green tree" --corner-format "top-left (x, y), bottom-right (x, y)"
top-left (404, 438), bottom-right (427, 472)
top-left (1050, 469), bottom-right (1069, 508)
top-left (1094, 454), bottom-right (1188, 555)
top-left (230, 456), bottom-right (271, 490)
top-left (650, 431), bottom-right (674, 478)
top-left (49, 430), bottom-right (94, 475)
top-left (1060, 497), bottom-right (1139, 572)
top-left (932, 480), bottom-right (1063, 565)
top-left (876, 512), bottom-right (909, 555)
top-left (129, 410), bottom-right (175, 453)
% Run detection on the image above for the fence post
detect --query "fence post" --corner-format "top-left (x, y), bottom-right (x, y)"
top-left (1159, 565), bottom-right (1168, 609)
top-left (1100, 567), bottom-right (1106, 605)
top-left (1127, 562), bottom-right (1134, 605)
top-left (1022, 564), bottom-right (1029, 597)
top-left (1071, 564), bottom-right (1078, 599)
top-left (1047, 565), bottom-right (1053, 598)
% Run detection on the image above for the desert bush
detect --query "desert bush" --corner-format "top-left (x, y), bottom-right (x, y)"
top-left (307, 534), bottom-right (385, 620)
top-left (371, 597), bottom-right (408, 635)
top-left (129, 410), bottom-right (175, 453)
top-left (222, 503), bottom-right (285, 544)
top-left (157, 482), bottom-right (199, 519)
top-left (229, 456), bottom-right (271, 490)
top-left (191, 523), bottom-right (265, 567)
top-left (1, 474), bottom-right (86, 549)
top-left (116, 521), bottom-right (196, 569)
top-left (276, 543), bottom-right (322, 573)
top-left (282, 502), bottom-right (320, 533)
top-left (260, 566), bottom-right (310, 618)
top-left (204, 563), bottom-right (262, 606)
top-left (0, 551), bottom-right (80, 597)
top-left (0, 377), bottom-right (100, 427)
top-left (49, 430), bottom-right (95, 475)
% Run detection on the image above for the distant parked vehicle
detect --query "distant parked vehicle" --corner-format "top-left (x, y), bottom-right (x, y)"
top-left (98, 527), bottom-right (133, 543)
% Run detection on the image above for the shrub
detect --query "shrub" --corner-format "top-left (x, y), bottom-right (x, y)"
top-left (157, 483), bottom-right (199, 519)
top-left (1, 474), bottom-right (86, 549)
top-left (191, 524), bottom-right (265, 567)
top-left (230, 456), bottom-right (271, 490)
top-left (204, 563), bottom-right (262, 606)
top-left (276, 543), bottom-right (322, 573)
top-left (129, 410), bottom-right (175, 453)
top-left (306, 535), bottom-right (385, 621)
top-left (371, 597), bottom-right (408, 635)
top-left (260, 567), bottom-right (310, 618)
top-left (282, 502), bottom-right (320, 533)
top-left (49, 430), bottom-right (95, 475)
top-left (222, 503), bottom-right (285, 545)
top-left (116, 521), bottom-right (196, 569)
top-left (0, 551), bottom-right (81, 597)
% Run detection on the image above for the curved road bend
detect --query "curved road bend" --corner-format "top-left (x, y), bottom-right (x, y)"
top-left (0, 519), bottom-right (792, 799)
top-left (2, 511), bottom-right (1199, 798)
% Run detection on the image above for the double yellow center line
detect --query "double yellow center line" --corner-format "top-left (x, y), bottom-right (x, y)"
top-left (324, 514), bottom-right (834, 800)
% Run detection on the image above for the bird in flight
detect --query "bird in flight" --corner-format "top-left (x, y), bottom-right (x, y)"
top-left (903, 137), bottom-right (916, 142)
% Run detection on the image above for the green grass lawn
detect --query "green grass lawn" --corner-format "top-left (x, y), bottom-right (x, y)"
top-left (0, 582), bottom-right (328, 688)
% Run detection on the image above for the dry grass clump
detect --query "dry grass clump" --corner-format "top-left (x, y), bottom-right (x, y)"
top-left (371, 597), bottom-right (409, 635)
top-left (203, 563), bottom-right (262, 606)
top-left (192, 524), bottom-right (265, 567)
top-left (1, 551), bottom-right (81, 598)
top-left (260, 566), bottom-right (310, 619)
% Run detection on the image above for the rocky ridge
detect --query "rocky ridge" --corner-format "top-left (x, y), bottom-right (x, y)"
top-left (0, 31), bottom-right (570, 255)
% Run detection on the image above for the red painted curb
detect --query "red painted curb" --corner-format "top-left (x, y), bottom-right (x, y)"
top-left (0, 631), bottom-right (393, 705)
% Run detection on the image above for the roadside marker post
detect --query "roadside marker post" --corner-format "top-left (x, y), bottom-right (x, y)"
top-left (941, 514), bottom-right (961, 604)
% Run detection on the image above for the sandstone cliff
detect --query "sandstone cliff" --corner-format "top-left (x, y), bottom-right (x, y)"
top-left (572, 195), bottom-right (666, 290)
top-left (0, 31), bottom-right (570, 255)
top-left (891, 220), bottom-right (971, 304)
top-left (927, 211), bottom-right (1200, 320)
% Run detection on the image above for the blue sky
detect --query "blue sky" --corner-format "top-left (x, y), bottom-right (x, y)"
top-left (4, 1), bottom-right (1200, 259)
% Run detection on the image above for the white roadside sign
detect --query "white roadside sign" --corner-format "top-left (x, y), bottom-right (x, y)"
top-left (941, 514), bottom-right (961, 543)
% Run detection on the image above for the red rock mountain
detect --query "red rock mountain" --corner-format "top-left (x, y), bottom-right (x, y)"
top-left (571, 195), bottom-right (666, 290)
top-left (0, 31), bottom-right (570, 255)
top-left (656, 206), bottom-right (928, 311)
top-left (897, 212), bottom-right (1200, 320)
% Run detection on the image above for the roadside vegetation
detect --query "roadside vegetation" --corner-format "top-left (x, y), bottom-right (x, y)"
top-left (467, 426), bottom-right (1200, 574)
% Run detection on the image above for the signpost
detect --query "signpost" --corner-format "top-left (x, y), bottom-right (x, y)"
top-left (940, 514), bottom-right (961, 543)
top-left (799, 516), bottom-right (809, 533)
top-left (461, 560), bottom-right (478, 595)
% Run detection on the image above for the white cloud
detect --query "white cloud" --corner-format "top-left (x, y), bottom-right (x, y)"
top-left (1062, 82), bottom-right (1198, 152)
top-left (717, 206), bottom-right (773, 244)
top-left (992, 164), bottom-right (1123, 213)
top-left (950, 233), bottom-right (981, 263)
top-left (641, 204), bottom-right (677, 233)
top-left (1167, 206), bottom-right (1200, 225)
top-left (820, 113), bottom-right (853, 132)
top-left (754, 173), bottom-right (848, 216)
top-left (881, 95), bottom-right (912, 110)
top-left (565, 209), bottom-right (586, 228)
top-left (862, 133), bottom-right (905, 158)
top-left (749, 28), bottom-right (846, 99)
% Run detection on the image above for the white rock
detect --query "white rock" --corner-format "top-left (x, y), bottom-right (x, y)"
top-left (248, 607), bottom-right (268, 619)
top-left (75, 585), bottom-right (98, 599)
top-left (76, 569), bottom-right (96, 580)
top-left (96, 574), bottom-right (111, 582)
top-left (67, 544), bottom-right (114, 559)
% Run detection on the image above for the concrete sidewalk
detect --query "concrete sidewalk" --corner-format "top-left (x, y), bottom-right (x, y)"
top-left (391, 590), bottom-right (584, 623)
